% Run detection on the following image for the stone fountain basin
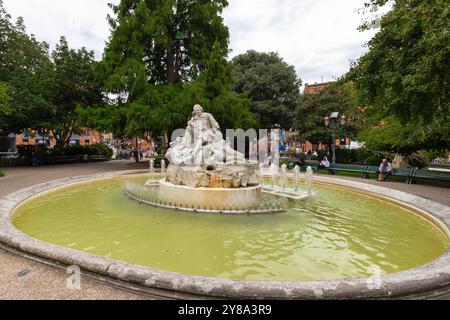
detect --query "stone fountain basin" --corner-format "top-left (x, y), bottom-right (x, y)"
top-left (159, 179), bottom-right (261, 210)
top-left (1, 170), bottom-right (450, 299)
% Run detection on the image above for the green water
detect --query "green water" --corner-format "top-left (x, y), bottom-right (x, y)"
top-left (12, 175), bottom-right (449, 281)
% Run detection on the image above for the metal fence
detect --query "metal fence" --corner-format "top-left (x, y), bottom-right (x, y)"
top-left (0, 153), bottom-right (16, 168)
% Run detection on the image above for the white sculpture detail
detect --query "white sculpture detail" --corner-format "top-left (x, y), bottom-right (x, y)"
top-left (164, 105), bottom-right (259, 189)
top-left (166, 104), bottom-right (245, 166)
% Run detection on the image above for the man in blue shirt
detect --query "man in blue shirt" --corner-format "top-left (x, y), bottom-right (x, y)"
top-left (377, 159), bottom-right (393, 182)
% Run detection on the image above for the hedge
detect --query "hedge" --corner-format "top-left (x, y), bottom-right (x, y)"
top-left (17, 144), bottom-right (113, 159)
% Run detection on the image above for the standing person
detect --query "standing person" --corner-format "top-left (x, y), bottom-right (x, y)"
top-left (46, 148), bottom-right (55, 166)
top-left (377, 159), bottom-right (393, 182)
top-left (31, 152), bottom-right (42, 167)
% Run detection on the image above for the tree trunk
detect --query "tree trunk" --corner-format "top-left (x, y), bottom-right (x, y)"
top-left (393, 153), bottom-right (408, 168)
top-left (135, 137), bottom-right (140, 163)
top-left (166, 51), bottom-right (177, 84)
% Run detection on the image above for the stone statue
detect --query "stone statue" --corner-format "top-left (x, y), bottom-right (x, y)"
top-left (165, 105), bottom-right (259, 189)
top-left (166, 104), bottom-right (245, 166)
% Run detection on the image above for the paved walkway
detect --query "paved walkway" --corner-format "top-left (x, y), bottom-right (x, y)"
top-left (319, 174), bottom-right (450, 207)
top-left (0, 161), bottom-right (147, 300)
top-left (0, 162), bottom-right (449, 299)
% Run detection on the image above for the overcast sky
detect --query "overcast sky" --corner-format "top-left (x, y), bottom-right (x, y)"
top-left (3, 0), bottom-right (383, 87)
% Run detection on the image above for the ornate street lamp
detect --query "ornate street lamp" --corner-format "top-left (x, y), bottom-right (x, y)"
top-left (324, 112), bottom-right (347, 165)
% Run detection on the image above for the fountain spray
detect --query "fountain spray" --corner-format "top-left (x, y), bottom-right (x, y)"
top-left (293, 165), bottom-right (301, 192)
top-left (306, 166), bottom-right (313, 196)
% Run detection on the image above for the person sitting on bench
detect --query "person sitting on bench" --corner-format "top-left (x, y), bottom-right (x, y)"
top-left (319, 157), bottom-right (330, 170)
top-left (377, 159), bottom-right (393, 182)
top-left (294, 152), bottom-right (307, 171)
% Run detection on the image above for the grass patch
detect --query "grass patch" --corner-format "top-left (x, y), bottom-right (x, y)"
top-left (0, 170), bottom-right (4, 177)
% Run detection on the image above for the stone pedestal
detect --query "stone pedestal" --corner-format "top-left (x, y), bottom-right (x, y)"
top-left (159, 180), bottom-right (261, 210)
top-left (165, 164), bottom-right (260, 189)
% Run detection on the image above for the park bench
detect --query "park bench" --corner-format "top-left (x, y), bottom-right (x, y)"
top-left (408, 168), bottom-right (450, 184)
top-left (390, 168), bottom-right (416, 184)
top-left (429, 164), bottom-right (450, 171)
top-left (88, 155), bottom-right (108, 162)
top-left (286, 159), bottom-right (450, 185)
top-left (54, 156), bottom-right (78, 165)
top-left (323, 164), bottom-right (374, 179)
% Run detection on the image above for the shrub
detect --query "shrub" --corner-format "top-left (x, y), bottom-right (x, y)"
top-left (0, 170), bottom-right (4, 177)
top-left (157, 145), bottom-right (168, 157)
top-left (407, 151), bottom-right (429, 169)
top-left (17, 145), bottom-right (36, 158)
top-left (354, 148), bottom-right (391, 166)
top-left (93, 144), bottom-right (113, 158)
top-left (17, 143), bottom-right (113, 159)
top-left (279, 159), bottom-right (291, 168)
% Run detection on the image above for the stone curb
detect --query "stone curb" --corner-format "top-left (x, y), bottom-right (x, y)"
top-left (0, 170), bottom-right (449, 299)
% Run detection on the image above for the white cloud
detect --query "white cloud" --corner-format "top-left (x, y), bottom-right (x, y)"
top-left (222, 0), bottom-right (380, 85)
top-left (3, 0), bottom-right (117, 59)
top-left (3, 0), bottom-right (382, 86)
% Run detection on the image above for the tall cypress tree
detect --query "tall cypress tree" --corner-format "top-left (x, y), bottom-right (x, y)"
top-left (99, 0), bottom-right (230, 102)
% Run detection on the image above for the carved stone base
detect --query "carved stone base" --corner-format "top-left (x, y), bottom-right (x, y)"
top-left (166, 164), bottom-right (260, 189)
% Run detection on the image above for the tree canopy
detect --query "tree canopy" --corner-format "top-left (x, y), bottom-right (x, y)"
top-left (98, 0), bottom-right (230, 99)
top-left (231, 50), bottom-right (302, 129)
top-left (79, 0), bottom-right (254, 141)
top-left (0, 82), bottom-right (11, 131)
top-left (79, 40), bottom-right (255, 140)
top-left (0, 1), bottom-right (102, 143)
top-left (0, 0), bottom-right (52, 133)
top-left (348, 0), bottom-right (450, 153)
top-left (294, 82), bottom-right (365, 145)
top-left (47, 38), bottom-right (104, 145)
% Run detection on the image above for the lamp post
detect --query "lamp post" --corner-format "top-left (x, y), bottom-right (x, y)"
top-left (324, 112), bottom-right (347, 165)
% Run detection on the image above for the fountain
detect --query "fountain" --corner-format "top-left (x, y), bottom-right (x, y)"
top-left (10, 171), bottom-right (449, 289)
top-left (270, 163), bottom-right (278, 190)
top-left (280, 164), bottom-right (288, 190)
top-left (293, 165), bottom-right (301, 192)
top-left (149, 158), bottom-right (154, 174)
top-left (140, 105), bottom-right (265, 213)
top-left (306, 166), bottom-right (314, 196)
top-left (4, 106), bottom-right (450, 300)
top-left (160, 158), bottom-right (166, 174)
top-left (138, 105), bottom-right (313, 213)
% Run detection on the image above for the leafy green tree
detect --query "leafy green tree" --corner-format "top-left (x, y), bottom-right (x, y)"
top-left (46, 37), bottom-right (103, 145)
top-left (80, 1), bottom-right (253, 145)
top-left (294, 82), bottom-right (365, 145)
top-left (0, 2), bottom-right (102, 142)
top-left (231, 50), bottom-right (302, 129)
top-left (99, 0), bottom-right (230, 99)
top-left (0, 0), bottom-right (53, 133)
top-left (0, 82), bottom-right (11, 131)
top-left (79, 41), bottom-right (255, 141)
top-left (348, 0), bottom-right (450, 153)
top-left (186, 41), bottom-right (256, 130)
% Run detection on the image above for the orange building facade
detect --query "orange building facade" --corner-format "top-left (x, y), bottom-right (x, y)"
top-left (304, 81), bottom-right (336, 95)
top-left (16, 129), bottom-right (103, 147)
